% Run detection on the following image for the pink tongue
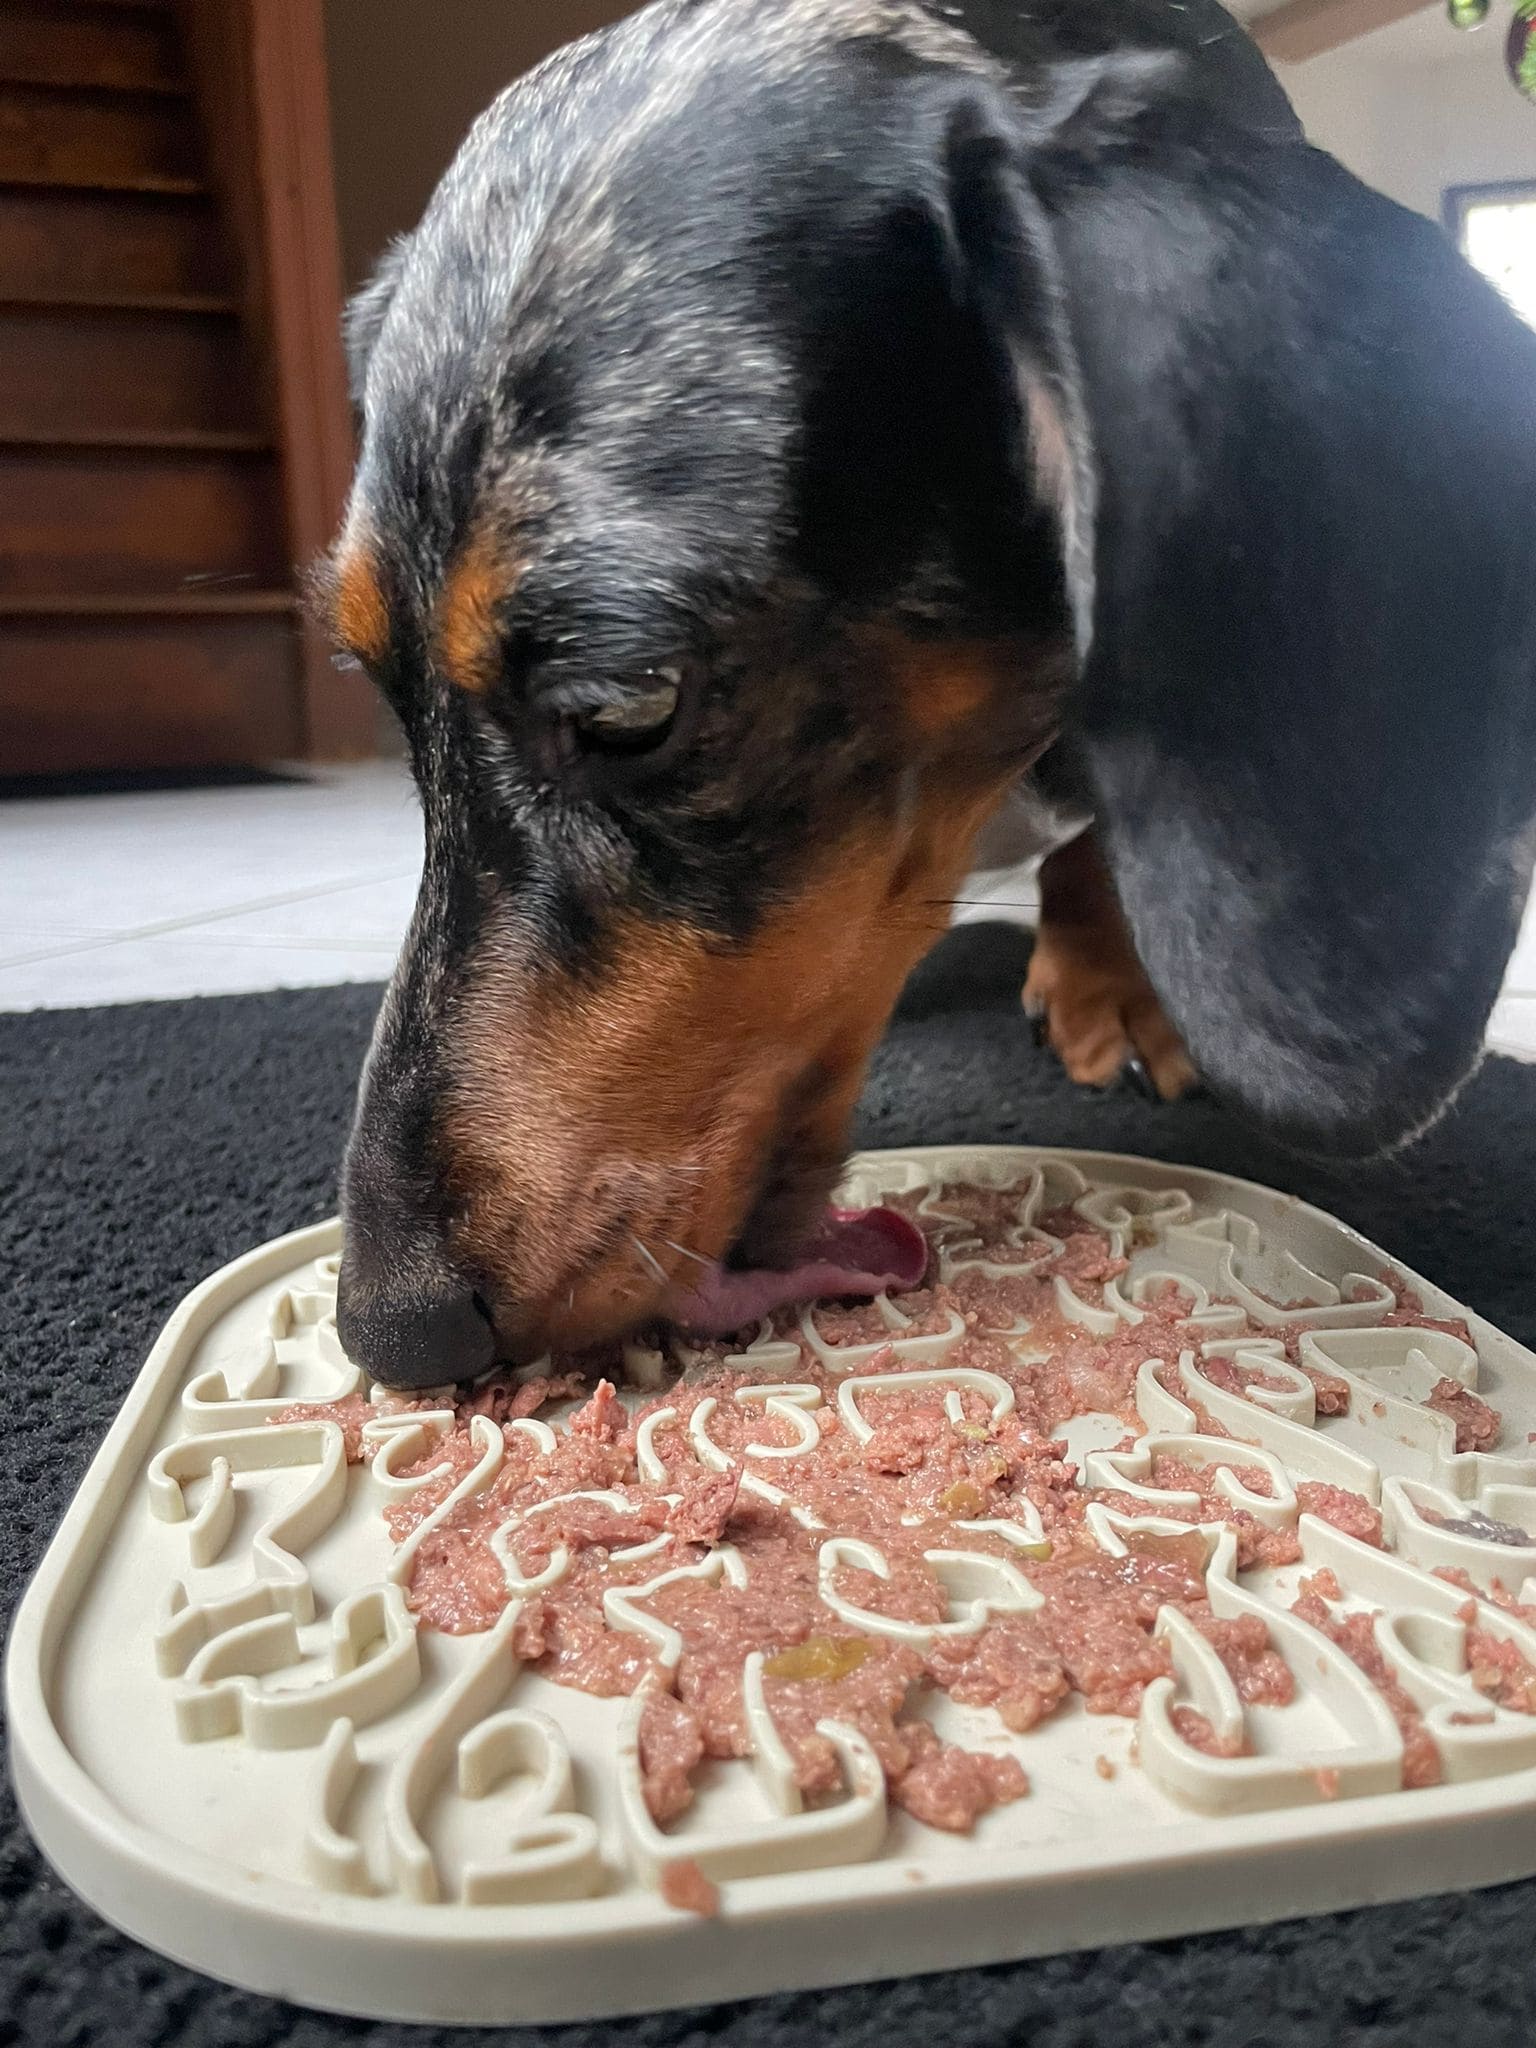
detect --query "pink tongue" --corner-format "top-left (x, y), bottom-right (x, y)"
top-left (672, 1205), bottom-right (929, 1337)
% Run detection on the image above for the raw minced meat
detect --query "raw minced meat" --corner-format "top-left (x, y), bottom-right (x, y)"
top-left (1197, 1355), bottom-right (1296, 1401)
top-left (469, 1370), bottom-right (592, 1424)
top-left (808, 1290), bottom-right (960, 1345)
top-left (1375, 1278), bottom-right (1474, 1348)
top-left (272, 1177), bottom-right (1504, 1836)
top-left (1171, 1705), bottom-right (1246, 1759)
top-left (1297, 1364), bottom-right (1352, 1416)
top-left (808, 1301), bottom-right (903, 1347)
top-left (1187, 1608), bottom-right (1295, 1706)
top-left (1457, 1608), bottom-right (1536, 1714)
top-left (890, 1721), bottom-right (1028, 1831)
top-left (1049, 1229), bottom-right (1130, 1290)
top-left (1424, 1378), bottom-right (1501, 1454)
top-left (666, 1467), bottom-right (743, 1544)
top-left (658, 1858), bottom-right (719, 1916)
top-left (920, 1179), bottom-right (1041, 1232)
top-left (947, 1266), bottom-right (1053, 1326)
top-left (639, 1692), bottom-right (706, 1824)
top-left (1294, 1482), bottom-right (1383, 1547)
top-left (1095, 1463), bottom-right (1302, 1573)
top-left (269, 1392), bottom-right (374, 1461)
top-left (569, 1377), bottom-right (625, 1440)
top-left (1433, 1567), bottom-right (1536, 1625)
top-left (923, 1615), bottom-right (1073, 1732)
top-left (1291, 1590), bottom-right (1441, 1788)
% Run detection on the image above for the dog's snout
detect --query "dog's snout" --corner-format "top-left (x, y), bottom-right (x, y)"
top-left (341, 1021), bottom-right (501, 1387)
top-left (337, 1252), bottom-right (496, 1390)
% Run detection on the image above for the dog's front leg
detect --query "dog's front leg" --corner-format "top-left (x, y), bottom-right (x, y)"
top-left (1024, 829), bottom-right (1196, 1101)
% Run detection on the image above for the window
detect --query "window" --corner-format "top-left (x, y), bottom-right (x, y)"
top-left (1446, 179), bottom-right (1536, 328)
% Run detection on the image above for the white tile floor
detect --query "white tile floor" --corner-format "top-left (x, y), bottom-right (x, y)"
top-left (0, 763), bottom-right (421, 1008)
top-left (1, 762), bottom-right (1534, 1062)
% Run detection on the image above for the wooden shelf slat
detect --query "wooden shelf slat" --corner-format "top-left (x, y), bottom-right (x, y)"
top-left (0, 168), bottom-right (202, 194)
top-left (0, 72), bottom-right (189, 101)
top-left (0, 425), bottom-right (271, 452)
top-left (0, 286), bottom-right (236, 313)
top-left (0, 590), bottom-right (299, 617)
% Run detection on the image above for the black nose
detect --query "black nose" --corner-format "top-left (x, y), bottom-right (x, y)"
top-left (337, 1260), bottom-right (497, 1390)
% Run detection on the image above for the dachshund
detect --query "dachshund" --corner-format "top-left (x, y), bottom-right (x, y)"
top-left (319, 0), bottom-right (1536, 1388)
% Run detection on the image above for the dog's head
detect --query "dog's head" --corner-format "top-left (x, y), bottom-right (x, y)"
top-left (326, 0), bottom-right (1536, 1387)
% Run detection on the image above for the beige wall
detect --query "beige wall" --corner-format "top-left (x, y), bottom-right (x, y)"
top-left (324, 0), bottom-right (635, 285)
top-left (1276, 9), bottom-right (1536, 221)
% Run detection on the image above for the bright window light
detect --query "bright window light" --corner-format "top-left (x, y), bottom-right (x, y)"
top-left (1447, 181), bottom-right (1536, 328)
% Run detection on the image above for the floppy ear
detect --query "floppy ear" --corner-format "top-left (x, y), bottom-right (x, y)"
top-left (949, 63), bottom-right (1536, 1154)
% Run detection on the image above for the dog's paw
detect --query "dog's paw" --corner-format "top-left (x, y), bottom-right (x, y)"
top-left (1023, 923), bottom-right (1197, 1101)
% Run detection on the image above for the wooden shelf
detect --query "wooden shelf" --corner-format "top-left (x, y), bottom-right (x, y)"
top-left (0, 590), bottom-right (299, 618)
top-left (0, 287), bottom-right (236, 313)
top-left (0, 71), bottom-right (189, 100)
top-left (0, 426), bottom-right (271, 452)
top-left (0, 167), bottom-right (202, 195)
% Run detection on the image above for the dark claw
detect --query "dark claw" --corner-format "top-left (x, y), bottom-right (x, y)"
top-left (1027, 1008), bottom-right (1048, 1048)
top-left (1124, 1055), bottom-right (1157, 1100)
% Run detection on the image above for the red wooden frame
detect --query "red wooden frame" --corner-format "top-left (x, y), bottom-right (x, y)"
top-left (178, 0), bottom-right (370, 760)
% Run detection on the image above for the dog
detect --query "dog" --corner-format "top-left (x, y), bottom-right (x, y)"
top-left (319, 0), bottom-right (1536, 1390)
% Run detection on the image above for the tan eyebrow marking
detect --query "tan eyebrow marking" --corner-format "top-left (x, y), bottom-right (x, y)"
top-left (327, 542), bottom-right (392, 667)
top-left (433, 533), bottom-right (522, 694)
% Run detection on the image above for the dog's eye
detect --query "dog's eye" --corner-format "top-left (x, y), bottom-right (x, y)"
top-left (569, 669), bottom-right (682, 756)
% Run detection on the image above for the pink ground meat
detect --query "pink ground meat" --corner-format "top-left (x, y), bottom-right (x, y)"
top-left (1024, 1549), bottom-right (1186, 1715)
top-left (810, 1301), bottom-right (904, 1346)
top-left (1096, 1459), bottom-right (1303, 1573)
top-left (1374, 1278), bottom-right (1474, 1348)
top-left (1187, 1608), bottom-right (1295, 1705)
top-left (1151, 1452), bottom-right (1277, 1501)
top-left (923, 1616), bottom-right (1073, 1732)
top-left (946, 1266), bottom-right (1054, 1327)
top-left (806, 1288), bottom-right (964, 1345)
top-left (270, 1392), bottom-right (374, 1461)
top-left (1197, 1356), bottom-right (1296, 1400)
top-left (569, 1377), bottom-right (625, 1440)
top-left (1297, 1364), bottom-right (1352, 1416)
top-left (1171, 1705), bottom-right (1246, 1759)
top-left (1424, 1378), bottom-right (1501, 1454)
top-left (925, 1180), bottom-right (1043, 1232)
top-left (1433, 1567), bottom-right (1536, 1625)
top-left (1050, 1230), bottom-right (1130, 1288)
top-left (1295, 1482), bottom-right (1384, 1547)
top-left (638, 1693), bottom-right (707, 1824)
top-left (295, 1177), bottom-right (1492, 1834)
top-left (658, 1859), bottom-right (719, 1917)
top-left (469, 1371), bottom-right (593, 1423)
top-left (890, 1721), bottom-right (1029, 1831)
top-left (1292, 1591), bottom-right (1442, 1788)
top-left (667, 1468), bottom-right (743, 1544)
top-left (889, 1287), bottom-right (972, 1335)
top-left (953, 1236), bottom-right (1058, 1271)
top-left (1459, 1614), bottom-right (1536, 1713)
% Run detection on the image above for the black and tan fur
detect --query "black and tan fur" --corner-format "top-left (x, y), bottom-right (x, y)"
top-left (319, 0), bottom-right (1536, 1388)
